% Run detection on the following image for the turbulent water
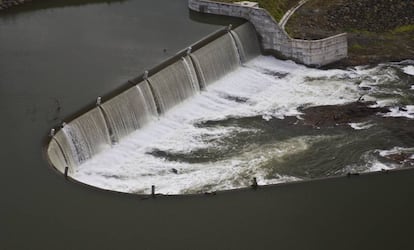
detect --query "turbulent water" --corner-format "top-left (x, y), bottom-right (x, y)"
top-left (71, 56), bottom-right (414, 195)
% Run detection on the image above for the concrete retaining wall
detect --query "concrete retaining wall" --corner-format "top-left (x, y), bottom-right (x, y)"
top-left (189, 0), bottom-right (347, 66)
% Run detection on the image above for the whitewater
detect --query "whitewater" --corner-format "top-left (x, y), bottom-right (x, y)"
top-left (73, 56), bottom-right (414, 194)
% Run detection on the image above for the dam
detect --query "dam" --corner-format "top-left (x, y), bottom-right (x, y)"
top-left (2, 1), bottom-right (414, 248)
top-left (47, 23), bottom-right (263, 192)
top-left (46, 19), bottom-right (414, 195)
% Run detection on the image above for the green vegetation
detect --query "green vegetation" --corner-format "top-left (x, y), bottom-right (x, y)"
top-left (216, 0), bottom-right (298, 21)
top-left (349, 43), bottom-right (363, 51)
top-left (393, 24), bottom-right (414, 34)
top-left (285, 0), bottom-right (414, 66)
top-left (216, 0), bottom-right (414, 66)
top-left (343, 28), bottom-right (374, 35)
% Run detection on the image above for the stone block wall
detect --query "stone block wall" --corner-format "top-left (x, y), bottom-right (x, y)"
top-left (189, 0), bottom-right (347, 66)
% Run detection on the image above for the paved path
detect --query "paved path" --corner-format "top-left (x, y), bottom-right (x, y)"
top-left (279, 0), bottom-right (309, 30)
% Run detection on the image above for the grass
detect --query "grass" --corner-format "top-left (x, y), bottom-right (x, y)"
top-left (216, 0), bottom-right (299, 21)
top-left (343, 28), bottom-right (375, 35)
top-left (349, 43), bottom-right (363, 51)
top-left (393, 25), bottom-right (414, 34)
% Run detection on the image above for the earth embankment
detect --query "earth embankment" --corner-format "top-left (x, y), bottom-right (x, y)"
top-left (286, 0), bottom-right (414, 67)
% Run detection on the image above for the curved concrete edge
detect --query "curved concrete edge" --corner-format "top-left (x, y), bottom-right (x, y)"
top-left (189, 0), bottom-right (347, 67)
top-left (45, 25), bottom-right (232, 178)
top-left (47, 134), bottom-right (69, 175)
top-left (279, 0), bottom-right (308, 29)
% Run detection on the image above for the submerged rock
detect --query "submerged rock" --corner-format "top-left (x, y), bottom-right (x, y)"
top-left (385, 153), bottom-right (412, 163)
top-left (382, 153), bottom-right (414, 166)
top-left (300, 101), bottom-right (388, 127)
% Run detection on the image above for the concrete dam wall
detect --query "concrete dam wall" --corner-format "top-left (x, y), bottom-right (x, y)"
top-left (188, 0), bottom-right (348, 67)
top-left (47, 23), bottom-right (261, 178)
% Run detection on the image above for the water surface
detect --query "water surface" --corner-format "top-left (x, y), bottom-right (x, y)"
top-left (1, 1), bottom-right (414, 249)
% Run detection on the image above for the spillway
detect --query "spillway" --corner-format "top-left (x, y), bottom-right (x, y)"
top-left (46, 22), bottom-right (414, 195)
top-left (53, 108), bottom-right (112, 169)
top-left (100, 82), bottom-right (158, 142)
top-left (190, 32), bottom-right (241, 87)
top-left (148, 56), bottom-right (201, 114)
top-left (47, 22), bottom-right (261, 177)
top-left (230, 23), bottom-right (261, 63)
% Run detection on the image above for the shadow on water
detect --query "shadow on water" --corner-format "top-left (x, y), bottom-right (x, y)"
top-left (188, 9), bottom-right (245, 27)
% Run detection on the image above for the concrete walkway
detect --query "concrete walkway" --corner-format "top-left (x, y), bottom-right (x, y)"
top-left (279, 0), bottom-right (309, 30)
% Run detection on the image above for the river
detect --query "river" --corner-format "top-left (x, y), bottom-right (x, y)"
top-left (1, 1), bottom-right (414, 249)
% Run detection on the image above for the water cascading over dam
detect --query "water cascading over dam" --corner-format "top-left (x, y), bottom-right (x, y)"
top-left (100, 82), bottom-right (158, 142)
top-left (47, 22), bottom-right (261, 181)
top-left (47, 21), bottom-right (414, 195)
top-left (190, 33), bottom-right (240, 86)
top-left (54, 108), bottom-right (112, 172)
top-left (148, 57), bottom-right (201, 113)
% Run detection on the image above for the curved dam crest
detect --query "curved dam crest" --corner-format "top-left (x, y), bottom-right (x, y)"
top-left (47, 22), bottom-right (261, 179)
top-left (46, 20), bottom-right (414, 195)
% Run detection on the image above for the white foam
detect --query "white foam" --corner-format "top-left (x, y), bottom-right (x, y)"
top-left (403, 65), bottom-right (414, 76)
top-left (377, 147), bottom-right (414, 157)
top-left (73, 56), bottom-right (368, 194)
top-left (349, 122), bottom-right (374, 130)
top-left (367, 147), bottom-right (414, 170)
top-left (374, 99), bottom-right (399, 107)
top-left (75, 136), bottom-right (322, 194)
top-left (73, 56), bottom-right (409, 194)
top-left (367, 161), bottom-right (395, 172)
top-left (351, 65), bottom-right (400, 87)
top-left (342, 150), bottom-right (398, 174)
top-left (382, 105), bottom-right (414, 119)
top-left (350, 63), bottom-right (414, 108)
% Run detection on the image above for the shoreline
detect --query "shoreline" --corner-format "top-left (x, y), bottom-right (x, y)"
top-left (0, 0), bottom-right (31, 10)
top-left (286, 0), bottom-right (414, 68)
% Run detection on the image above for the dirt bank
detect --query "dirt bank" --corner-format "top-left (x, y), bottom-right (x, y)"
top-left (286, 0), bottom-right (414, 67)
top-left (217, 0), bottom-right (299, 21)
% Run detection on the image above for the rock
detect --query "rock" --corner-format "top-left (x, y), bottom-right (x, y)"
top-left (300, 101), bottom-right (388, 127)
top-left (385, 153), bottom-right (414, 164)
